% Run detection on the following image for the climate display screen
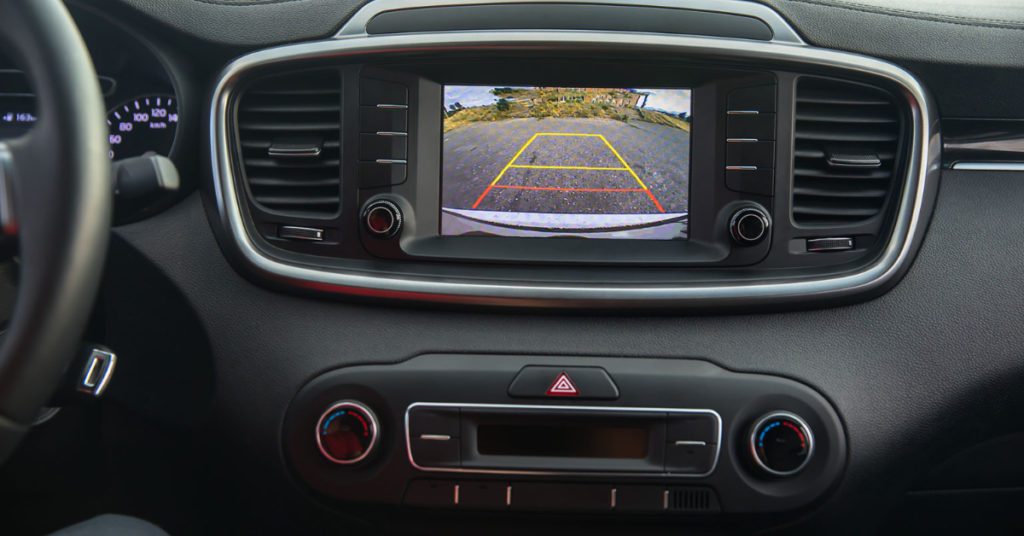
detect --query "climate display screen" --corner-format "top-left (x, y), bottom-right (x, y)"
top-left (441, 85), bottom-right (691, 240)
top-left (477, 424), bottom-right (650, 459)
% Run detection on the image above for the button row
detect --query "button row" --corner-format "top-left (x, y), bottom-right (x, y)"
top-left (404, 480), bottom-right (720, 513)
top-left (358, 78), bottom-right (409, 188)
top-left (725, 84), bottom-right (776, 196)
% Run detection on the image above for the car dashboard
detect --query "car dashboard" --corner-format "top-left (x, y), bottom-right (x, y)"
top-left (2, 0), bottom-right (1024, 534)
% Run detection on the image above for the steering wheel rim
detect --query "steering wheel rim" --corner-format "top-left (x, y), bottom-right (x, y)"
top-left (0, 1), bottom-right (112, 461)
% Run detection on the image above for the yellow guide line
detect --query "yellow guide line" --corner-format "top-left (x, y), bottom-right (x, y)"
top-left (509, 164), bottom-right (630, 171)
top-left (597, 134), bottom-right (649, 190)
top-left (487, 132), bottom-right (540, 187)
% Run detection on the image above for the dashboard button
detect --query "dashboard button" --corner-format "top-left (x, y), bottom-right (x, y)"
top-left (359, 106), bottom-right (408, 133)
top-left (358, 133), bottom-right (407, 160)
top-left (726, 168), bottom-right (774, 196)
top-left (358, 161), bottom-right (407, 187)
top-left (614, 486), bottom-right (664, 513)
top-left (360, 78), bottom-right (408, 105)
top-left (510, 483), bottom-right (611, 512)
top-left (728, 85), bottom-right (776, 112)
top-left (726, 140), bottom-right (775, 167)
top-left (666, 414), bottom-right (718, 444)
top-left (404, 480), bottom-right (456, 507)
top-left (665, 442), bottom-right (716, 474)
top-left (408, 407), bottom-right (460, 438)
top-left (457, 481), bottom-right (508, 510)
top-left (507, 366), bottom-right (619, 400)
top-left (409, 436), bottom-right (461, 467)
top-left (727, 113), bottom-right (776, 140)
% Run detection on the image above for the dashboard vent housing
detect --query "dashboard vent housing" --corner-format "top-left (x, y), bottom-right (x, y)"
top-left (793, 77), bottom-right (902, 225)
top-left (235, 69), bottom-right (342, 217)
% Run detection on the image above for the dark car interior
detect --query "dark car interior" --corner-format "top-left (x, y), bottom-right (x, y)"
top-left (2, 0), bottom-right (1024, 534)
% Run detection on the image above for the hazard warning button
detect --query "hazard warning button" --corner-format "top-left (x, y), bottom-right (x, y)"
top-left (508, 366), bottom-right (619, 400)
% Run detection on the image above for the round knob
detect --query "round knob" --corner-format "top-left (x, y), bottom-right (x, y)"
top-left (316, 401), bottom-right (380, 465)
top-left (749, 412), bottom-right (813, 477)
top-left (729, 207), bottom-right (770, 245)
top-left (362, 200), bottom-right (402, 238)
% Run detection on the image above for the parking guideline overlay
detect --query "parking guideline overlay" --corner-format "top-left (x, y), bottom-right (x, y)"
top-left (470, 132), bottom-right (666, 213)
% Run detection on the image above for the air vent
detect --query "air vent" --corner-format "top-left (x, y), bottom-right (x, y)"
top-left (793, 77), bottom-right (902, 225)
top-left (666, 487), bottom-right (720, 513)
top-left (235, 69), bottom-right (342, 217)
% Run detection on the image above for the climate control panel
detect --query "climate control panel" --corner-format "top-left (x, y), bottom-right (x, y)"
top-left (286, 355), bottom-right (846, 516)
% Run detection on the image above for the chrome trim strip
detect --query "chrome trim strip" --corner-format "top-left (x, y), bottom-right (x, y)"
top-left (725, 165), bottom-right (758, 171)
top-left (375, 158), bottom-right (407, 165)
top-left (726, 138), bottom-right (759, 143)
top-left (210, 30), bottom-right (938, 308)
top-left (726, 110), bottom-right (759, 115)
top-left (336, 0), bottom-right (806, 45)
top-left (951, 161), bottom-right (1024, 171)
top-left (404, 402), bottom-right (723, 478)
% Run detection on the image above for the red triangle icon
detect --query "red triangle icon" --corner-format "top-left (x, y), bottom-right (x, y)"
top-left (546, 371), bottom-right (579, 397)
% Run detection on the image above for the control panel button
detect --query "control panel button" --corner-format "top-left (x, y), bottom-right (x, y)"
top-left (614, 486), bottom-right (664, 513)
top-left (749, 412), bottom-right (814, 476)
top-left (362, 199), bottom-right (403, 238)
top-left (358, 161), bottom-right (407, 187)
top-left (359, 106), bottom-right (408, 133)
top-left (727, 85), bottom-right (776, 112)
top-left (409, 436), bottom-right (461, 467)
top-left (458, 481), bottom-right (509, 510)
top-left (359, 78), bottom-right (408, 105)
top-left (509, 483), bottom-right (611, 512)
top-left (665, 441), bottom-right (716, 474)
top-left (725, 168), bottom-right (774, 196)
top-left (726, 113), bottom-right (776, 140)
top-left (507, 366), bottom-right (619, 400)
top-left (666, 414), bottom-right (719, 444)
top-left (404, 480), bottom-right (456, 508)
top-left (729, 206), bottom-right (771, 245)
top-left (726, 140), bottom-right (775, 168)
top-left (316, 401), bottom-right (379, 465)
top-left (358, 132), bottom-right (407, 160)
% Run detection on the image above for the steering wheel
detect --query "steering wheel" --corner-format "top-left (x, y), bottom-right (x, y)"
top-left (0, 1), bottom-right (112, 462)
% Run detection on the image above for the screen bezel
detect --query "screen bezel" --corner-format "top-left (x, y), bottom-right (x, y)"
top-left (438, 84), bottom-right (694, 242)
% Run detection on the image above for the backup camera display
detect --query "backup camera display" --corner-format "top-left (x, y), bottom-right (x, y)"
top-left (441, 86), bottom-right (691, 240)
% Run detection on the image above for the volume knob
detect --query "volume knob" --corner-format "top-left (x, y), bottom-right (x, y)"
top-left (729, 206), bottom-right (770, 245)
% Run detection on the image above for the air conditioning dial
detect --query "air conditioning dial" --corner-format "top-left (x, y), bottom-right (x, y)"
top-left (749, 411), bottom-right (813, 477)
top-left (316, 401), bottom-right (380, 465)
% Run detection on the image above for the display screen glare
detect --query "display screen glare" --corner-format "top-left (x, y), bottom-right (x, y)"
top-left (441, 85), bottom-right (691, 240)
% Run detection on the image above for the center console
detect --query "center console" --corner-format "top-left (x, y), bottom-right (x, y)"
top-left (285, 355), bottom-right (845, 515)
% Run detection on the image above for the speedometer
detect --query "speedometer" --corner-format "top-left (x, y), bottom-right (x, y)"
top-left (106, 94), bottom-right (178, 160)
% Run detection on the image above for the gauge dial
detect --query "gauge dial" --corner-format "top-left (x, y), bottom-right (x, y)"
top-left (106, 95), bottom-right (178, 160)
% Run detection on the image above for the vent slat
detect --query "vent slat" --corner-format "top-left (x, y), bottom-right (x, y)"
top-left (794, 186), bottom-right (889, 199)
top-left (793, 77), bottom-right (902, 225)
top-left (793, 126), bottom-right (898, 143)
top-left (794, 167), bottom-right (891, 180)
top-left (234, 69), bottom-right (342, 217)
top-left (244, 158), bottom-right (341, 169)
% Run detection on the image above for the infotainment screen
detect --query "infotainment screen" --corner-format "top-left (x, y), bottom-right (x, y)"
top-left (441, 85), bottom-right (691, 240)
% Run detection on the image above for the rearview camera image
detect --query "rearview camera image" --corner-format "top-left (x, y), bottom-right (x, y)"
top-left (441, 86), bottom-right (691, 240)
